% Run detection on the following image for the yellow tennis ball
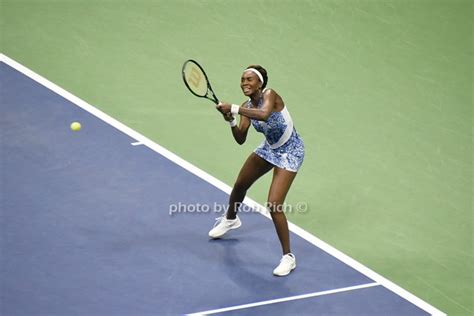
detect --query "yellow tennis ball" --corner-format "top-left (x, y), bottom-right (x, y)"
top-left (70, 122), bottom-right (81, 131)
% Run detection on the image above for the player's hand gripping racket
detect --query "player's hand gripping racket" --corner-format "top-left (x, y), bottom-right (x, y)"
top-left (182, 59), bottom-right (219, 104)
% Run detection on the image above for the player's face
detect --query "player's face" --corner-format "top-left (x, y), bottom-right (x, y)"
top-left (240, 71), bottom-right (262, 96)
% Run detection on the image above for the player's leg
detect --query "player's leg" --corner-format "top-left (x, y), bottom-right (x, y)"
top-left (209, 153), bottom-right (273, 238)
top-left (267, 167), bottom-right (298, 276)
top-left (226, 153), bottom-right (273, 219)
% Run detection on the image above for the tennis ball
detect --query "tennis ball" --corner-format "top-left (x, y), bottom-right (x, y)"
top-left (70, 122), bottom-right (81, 131)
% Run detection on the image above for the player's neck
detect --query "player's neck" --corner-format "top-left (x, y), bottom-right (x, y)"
top-left (250, 90), bottom-right (263, 105)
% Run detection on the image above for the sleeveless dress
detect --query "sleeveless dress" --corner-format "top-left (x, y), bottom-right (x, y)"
top-left (247, 94), bottom-right (305, 172)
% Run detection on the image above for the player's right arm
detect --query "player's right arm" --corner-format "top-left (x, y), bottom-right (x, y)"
top-left (231, 110), bottom-right (251, 145)
top-left (219, 102), bottom-right (251, 145)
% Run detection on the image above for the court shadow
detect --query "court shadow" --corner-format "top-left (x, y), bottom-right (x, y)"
top-left (207, 237), bottom-right (240, 244)
top-left (210, 237), bottom-right (293, 298)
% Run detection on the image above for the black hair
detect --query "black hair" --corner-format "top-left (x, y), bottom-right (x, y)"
top-left (246, 65), bottom-right (268, 90)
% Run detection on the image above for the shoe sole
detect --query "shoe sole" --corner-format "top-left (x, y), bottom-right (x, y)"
top-left (209, 221), bottom-right (242, 239)
top-left (273, 264), bottom-right (296, 277)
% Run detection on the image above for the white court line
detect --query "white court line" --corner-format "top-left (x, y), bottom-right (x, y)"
top-left (186, 282), bottom-right (379, 315)
top-left (131, 141), bottom-right (143, 146)
top-left (0, 53), bottom-right (446, 316)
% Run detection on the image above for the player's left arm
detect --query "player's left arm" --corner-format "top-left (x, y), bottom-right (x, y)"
top-left (216, 89), bottom-right (275, 121)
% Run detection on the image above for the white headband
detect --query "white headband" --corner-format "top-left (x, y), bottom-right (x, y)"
top-left (245, 68), bottom-right (264, 84)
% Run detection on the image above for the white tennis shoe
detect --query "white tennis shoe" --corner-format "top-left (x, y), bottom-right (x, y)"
top-left (273, 253), bottom-right (296, 276)
top-left (208, 215), bottom-right (241, 238)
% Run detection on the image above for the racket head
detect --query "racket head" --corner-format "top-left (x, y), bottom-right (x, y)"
top-left (182, 59), bottom-right (218, 104)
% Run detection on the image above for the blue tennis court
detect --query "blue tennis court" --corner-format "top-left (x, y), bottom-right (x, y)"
top-left (1, 55), bottom-right (445, 315)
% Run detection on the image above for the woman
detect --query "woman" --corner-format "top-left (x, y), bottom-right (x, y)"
top-left (209, 65), bottom-right (305, 276)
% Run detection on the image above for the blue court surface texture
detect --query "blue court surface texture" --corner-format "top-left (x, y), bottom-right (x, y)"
top-left (1, 58), bottom-right (444, 315)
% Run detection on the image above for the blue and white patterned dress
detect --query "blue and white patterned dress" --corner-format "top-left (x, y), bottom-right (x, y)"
top-left (247, 94), bottom-right (305, 172)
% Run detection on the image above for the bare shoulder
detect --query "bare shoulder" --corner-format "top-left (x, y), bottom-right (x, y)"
top-left (263, 88), bottom-right (284, 108)
top-left (263, 88), bottom-right (276, 97)
top-left (263, 88), bottom-right (282, 100)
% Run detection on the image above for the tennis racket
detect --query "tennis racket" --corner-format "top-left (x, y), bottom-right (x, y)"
top-left (182, 59), bottom-right (219, 104)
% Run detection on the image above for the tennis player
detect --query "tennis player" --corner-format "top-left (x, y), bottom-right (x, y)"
top-left (209, 65), bottom-right (305, 276)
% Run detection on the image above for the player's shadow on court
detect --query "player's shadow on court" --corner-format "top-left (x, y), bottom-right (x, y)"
top-left (209, 238), bottom-right (293, 296)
